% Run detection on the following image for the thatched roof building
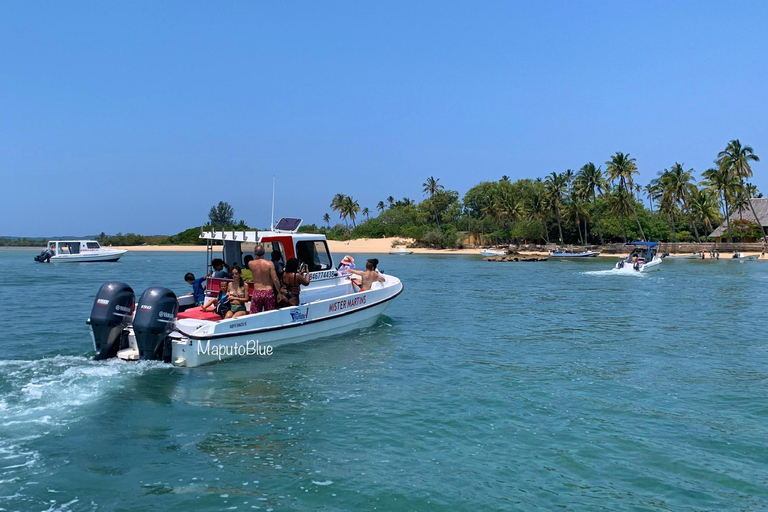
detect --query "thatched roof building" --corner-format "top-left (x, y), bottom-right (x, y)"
top-left (710, 198), bottom-right (768, 241)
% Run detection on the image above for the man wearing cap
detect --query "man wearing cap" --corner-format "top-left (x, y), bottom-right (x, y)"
top-left (248, 244), bottom-right (284, 313)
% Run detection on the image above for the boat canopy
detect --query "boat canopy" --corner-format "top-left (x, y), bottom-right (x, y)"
top-left (625, 241), bottom-right (658, 248)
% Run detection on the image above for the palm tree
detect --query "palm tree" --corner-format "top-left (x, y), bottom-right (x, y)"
top-left (526, 187), bottom-right (549, 243)
top-left (387, 196), bottom-right (395, 208)
top-left (563, 169), bottom-right (575, 192)
top-left (323, 213), bottom-right (330, 227)
top-left (422, 176), bottom-right (444, 197)
top-left (377, 201), bottom-right (386, 212)
top-left (701, 166), bottom-right (740, 243)
top-left (342, 196), bottom-right (361, 228)
top-left (564, 193), bottom-right (590, 244)
top-left (575, 162), bottom-right (607, 244)
top-left (689, 188), bottom-right (721, 235)
top-left (606, 152), bottom-right (646, 240)
top-left (606, 188), bottom-right (634, 243)
top-left (718, 139), bottom-right (765, 241)
top-left (544, 172), bottom-right (567, 243)
top-left (362, 207), bottom-right (370, 220)
top-left (331, 193), bottom-right (348, 225)
top-left (644, 183), bottom-right (656, 212)
top-left (663, 163), bottom-right (700, 242)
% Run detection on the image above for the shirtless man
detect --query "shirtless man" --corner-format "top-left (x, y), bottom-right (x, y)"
top-left (344, 258), bottom-right (385, 291)
top-left (248, 244), bottom-right (284, 313)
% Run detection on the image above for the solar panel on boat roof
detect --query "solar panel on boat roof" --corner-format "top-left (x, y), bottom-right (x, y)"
top-left (274, 218), bottom-right (302, 232)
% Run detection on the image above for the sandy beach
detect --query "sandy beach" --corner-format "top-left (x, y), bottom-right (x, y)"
top-left (108, 239), bottom-right (765, 259)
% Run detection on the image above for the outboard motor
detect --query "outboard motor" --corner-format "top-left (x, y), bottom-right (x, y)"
top-left (133, 287), bottom-right (178, 362)
top-left (89, 282), bottom-right (136, 360)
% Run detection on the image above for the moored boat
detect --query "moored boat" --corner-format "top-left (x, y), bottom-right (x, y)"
top-left (480, 249), bottom-right (505, 256)
top-left (549, 250), bottom-right (600, 258)
top-left (87, 218), bottom-right (403, 367)
top-left (34, 240), bottom-right (127, 263)
top-left (389, 247), bottom-right (413, 255)
top-left (731, 252), bottom-right (759, 261)
top-left (614, 241), bottom-right (662, 272)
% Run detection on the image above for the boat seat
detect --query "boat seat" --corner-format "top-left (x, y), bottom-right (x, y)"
top-left (178, 306), bottom-right (223, 322)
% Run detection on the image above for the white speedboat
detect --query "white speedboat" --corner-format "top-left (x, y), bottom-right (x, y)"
top-left (480, 249), bottom-right (505, 256)
top-left (34, 240), bottom-right (127, 263)
top-left (389, 247), bottom-right (413, 255)
top-left (614, 241), bottom-right (662, 272)
top-left (550, 250), bottom-right (600, 258)
top-left (87, 218), bottom-right (403, 367)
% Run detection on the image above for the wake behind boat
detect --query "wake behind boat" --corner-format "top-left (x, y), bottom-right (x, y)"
top-left (87, 218), bottom-right (403, 367)
top-left (614, 241), bottom-right (662, 272)
top-left (34, 240), bottom-right (127, 263)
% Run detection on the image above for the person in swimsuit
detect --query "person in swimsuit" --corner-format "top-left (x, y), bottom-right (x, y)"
top-left (282, 258), bottom-right (311, 307)
top-left (344, 258), bottom-right (385, 291)
top-left (248, 244), bottom-right (284, 313)
top-left (201, 280), bottom-right (230, 317)
top-left (226, 267), bottom-right (250, 318)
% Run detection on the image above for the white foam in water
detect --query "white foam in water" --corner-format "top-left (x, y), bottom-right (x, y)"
top-left (0, 355), bottom-right (166, 488)
top-left (582, 267), bottom-right (647, 277)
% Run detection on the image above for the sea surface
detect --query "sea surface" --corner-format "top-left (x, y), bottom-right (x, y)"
top-left (1, 248), bottom-right (767, 511)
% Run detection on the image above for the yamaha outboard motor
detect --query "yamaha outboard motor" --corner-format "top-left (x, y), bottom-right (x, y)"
top-left (133, 287), bottom-right (178, 362)
top-left (89, 282), bottom-right (136, 360)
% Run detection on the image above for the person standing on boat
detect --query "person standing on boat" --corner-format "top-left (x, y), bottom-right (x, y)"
top-left (248, 244), bottom-right (284, 313)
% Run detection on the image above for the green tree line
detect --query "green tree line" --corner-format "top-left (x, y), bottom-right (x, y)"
top-left (322, 139), bottom-right (763, 248)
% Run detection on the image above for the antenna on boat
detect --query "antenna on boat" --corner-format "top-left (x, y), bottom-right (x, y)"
top-left (270, 175), bottom-right (276, 230)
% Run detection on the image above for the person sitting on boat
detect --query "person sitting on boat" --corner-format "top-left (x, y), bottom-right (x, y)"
top-left (241, 255), bottom-right (254, 282)
top-left (337, 255), bottom-right (362, 289)
top-left (185, 272), bottom-right (207, 306)
top-left (344, 258), bottom-right (386, 291)
top-left (282, 258), bottom-right (311, 307)
top-left (201, 280), bottom-right (231, 318)
top-left (631, 253), bottom-right (640, 270)
top-left (225, 267), bottom-right (249, 318)
top-left (211, 258), bottom-right (231, 279)
top-left (248, 244), bottom-right (285, 313)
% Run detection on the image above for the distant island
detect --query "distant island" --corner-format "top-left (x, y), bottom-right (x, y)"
top-left (6, 140), bottom-right (765, 250)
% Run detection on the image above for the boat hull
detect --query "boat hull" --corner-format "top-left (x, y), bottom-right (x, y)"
top-left (172, 297), bottom-right (395, 367)
top-left (50, 250), bottom-right (127, 263)
top-left (550, 251), bottom-right (600, 258)
top-left (480, 250), bottom-right (505, 256)
top-left (163, 276), bottom-right (403, 367)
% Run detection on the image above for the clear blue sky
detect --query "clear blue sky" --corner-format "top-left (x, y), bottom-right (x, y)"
top-left (2, 1), bottom-right (767, 237)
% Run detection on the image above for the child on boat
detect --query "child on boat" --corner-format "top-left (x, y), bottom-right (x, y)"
top-left (200, 280), bottom-right (231, 318)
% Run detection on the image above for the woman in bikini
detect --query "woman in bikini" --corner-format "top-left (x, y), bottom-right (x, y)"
top-left (281, 258), bottom-right (311, 307)
top-left (226, 267), bottom-right (250, 318)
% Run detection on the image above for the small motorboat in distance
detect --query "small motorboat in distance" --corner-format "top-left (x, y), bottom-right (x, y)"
top-left (480, 249), bottom-right (505, 256)
top-left (614, 241), bottom-right (662, 272)
top-left (389, 247), bottom-right (413, 255)
top-left (549, 250), bottom-right (600, 258)
top-left (34, 240), bottom-right (127, 263)
top-left (87, 218), bottom-right (403, 367)
top-left (731, 252), bottom-right (759, 261)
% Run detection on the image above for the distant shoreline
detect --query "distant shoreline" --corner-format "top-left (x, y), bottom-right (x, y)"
top-left (6, 237), bottom-right (765, 258)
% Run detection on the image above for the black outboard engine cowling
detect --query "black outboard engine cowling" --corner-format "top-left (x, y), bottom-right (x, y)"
top-left (133, 287), bottom-right (178, 362)
top-left (89, 282), bottom-right (135, 360)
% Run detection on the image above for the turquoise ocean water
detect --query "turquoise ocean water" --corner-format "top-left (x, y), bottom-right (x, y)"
top-left (1, 249), bottom-right (767, 511)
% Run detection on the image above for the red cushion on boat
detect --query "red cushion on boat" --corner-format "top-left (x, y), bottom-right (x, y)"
top-left (178, 306), bottom-right (222, 321)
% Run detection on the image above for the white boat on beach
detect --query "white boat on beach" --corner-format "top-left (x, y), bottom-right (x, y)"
top-left (614, 241), bottom-right (662, 272)
top-left (389, 247), bottom-right (413, 255)
top-left (34, 240), bottom-right (127, 263)
top-left (480, 249), bottom-right (505, 256)
top-left (87, 218), bottom-right (403, 367)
